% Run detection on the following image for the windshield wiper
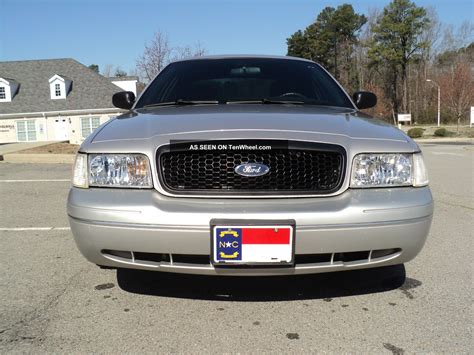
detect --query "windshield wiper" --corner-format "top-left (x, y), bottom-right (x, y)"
top-left (144, 99), bottom-right (219, 108)
top-left (144, 98), bottom-right (306, 108)
top-left (226, 99), bottom-right (305, 105)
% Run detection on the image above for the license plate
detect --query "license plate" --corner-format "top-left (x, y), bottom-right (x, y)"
top-left (211, 221), bottom-right (295, 265)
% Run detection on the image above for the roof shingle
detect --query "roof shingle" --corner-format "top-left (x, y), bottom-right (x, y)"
top-left (0, 58), bottom-right (122, 115)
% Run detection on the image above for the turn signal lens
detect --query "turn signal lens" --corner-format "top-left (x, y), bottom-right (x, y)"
top-left (72, 153), bottom-right (88, 188)
top-left (413, 153), bottom-right (429, 187)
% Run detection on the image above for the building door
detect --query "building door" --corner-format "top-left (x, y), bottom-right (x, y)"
top-left (54, 118), bottom-right (68, 141)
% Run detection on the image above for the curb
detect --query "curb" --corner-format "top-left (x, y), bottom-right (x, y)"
top-left (0, 153), bottom-right (75, 164)
top-left (414, 138), bottom-right (473, 144)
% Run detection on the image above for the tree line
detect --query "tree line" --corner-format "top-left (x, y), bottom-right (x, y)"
top-left (287, 0), bottom-right (473, 125)
top-left (97, 0), bottom-right (472, 126)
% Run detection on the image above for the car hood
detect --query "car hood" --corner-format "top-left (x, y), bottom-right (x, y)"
top-left (91, 105), bottom-right (408, 143)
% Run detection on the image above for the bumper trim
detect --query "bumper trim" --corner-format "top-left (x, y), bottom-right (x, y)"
top-left (68, 215), bottom-right (209, 230)
top-left (101, 248), bottom-right (403, 274)
top-left (362, 202), bottom-right (433, 214)
top-left (68, 214), bottom-right (431, 231)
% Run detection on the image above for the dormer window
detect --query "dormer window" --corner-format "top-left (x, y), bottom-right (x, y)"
top-left (0, 78), bottom-right (19, 102)
top-left (49, 74), bottom-right (72, 100)
top-left (55, 83), bottom-right (61, 97)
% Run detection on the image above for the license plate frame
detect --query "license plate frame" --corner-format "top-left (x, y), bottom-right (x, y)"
top-left (210, 219), bottom-right (296, 267)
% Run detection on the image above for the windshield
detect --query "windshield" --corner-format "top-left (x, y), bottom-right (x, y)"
top-left (135, 58), bottom-right (354, 108)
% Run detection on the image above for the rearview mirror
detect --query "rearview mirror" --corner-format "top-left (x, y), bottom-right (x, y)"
top-left (352, 91), bottom-right (377, 110)
top-left (112, 91), bottom-right (136, 110)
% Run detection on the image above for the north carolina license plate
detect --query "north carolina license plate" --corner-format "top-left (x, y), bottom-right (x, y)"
top-left (211, 224), bottom-right (294, 265)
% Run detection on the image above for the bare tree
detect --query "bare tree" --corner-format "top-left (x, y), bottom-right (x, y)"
top-left (136, 31), bottom-right (207, 82)
top-left (409, 6), bottom-right (441, 122)
top-left (438, 60), bottom-right (473, 131)
top-left (422, 7), bottom-right (442, 59)
top-left (355, 7), bottom-right (379, 89)
top-left (192, 41), bottom-right (207, 57)
top-left (101, 64), bottom-right (114, 78)
top-left (172, 42), bottom-right (207, 61)
top-left (128, 68), bottom-right (139, 77)
top-left (438, 21), bottom-right (474, 53)
top-left (136, 31), bottom-right (172, 82)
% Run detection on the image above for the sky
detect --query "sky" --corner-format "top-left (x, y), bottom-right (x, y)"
top-left (1, 0), bottom-right (473, 75)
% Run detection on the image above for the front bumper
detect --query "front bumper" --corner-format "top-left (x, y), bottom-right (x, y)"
top-left (67, 187), bottom-right (433, 276)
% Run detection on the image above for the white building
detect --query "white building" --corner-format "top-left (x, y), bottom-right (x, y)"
top-left (110, 76), bottom-right (138, 96)
top-left (0, 58), bottom-right (138, 145)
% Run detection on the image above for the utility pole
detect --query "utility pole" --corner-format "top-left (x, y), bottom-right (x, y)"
top-left (333, 30), bottom-right (338, 80)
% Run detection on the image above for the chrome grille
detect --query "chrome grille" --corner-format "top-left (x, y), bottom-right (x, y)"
top-left (157, 140), bottom-right (345, 196)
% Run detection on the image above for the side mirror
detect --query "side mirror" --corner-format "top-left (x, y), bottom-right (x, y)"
top-left (112, 91), bottom-right (136, 110)
top-left (353, 91), bottom-right (377, 110)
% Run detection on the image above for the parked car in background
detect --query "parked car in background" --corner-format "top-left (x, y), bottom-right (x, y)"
top-left (68, 55), bottom-right (433, 276)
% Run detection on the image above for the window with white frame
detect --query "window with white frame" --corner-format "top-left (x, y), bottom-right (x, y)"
top-left (0, 86), bottom-right (5, 100)
top-left (55, 83), bottom-right (61, 97)
top-left (81, 117), bottom-right (101, 138)
top-left (17, 120), bottom-right (37, 142)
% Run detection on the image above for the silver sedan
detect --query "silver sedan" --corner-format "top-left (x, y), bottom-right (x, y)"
top-left (68, 55), bottom-right (433, 276)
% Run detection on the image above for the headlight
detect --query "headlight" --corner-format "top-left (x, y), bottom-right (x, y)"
top-left (89, 154), bottom-right (152, 188)
top-left (351, 153), bottom-right (426, 188)
top-left (72, 153), bottom-right (88, 188)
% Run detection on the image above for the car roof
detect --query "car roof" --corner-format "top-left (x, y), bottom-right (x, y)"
top-left (172, 54), bottom-right (315, 64)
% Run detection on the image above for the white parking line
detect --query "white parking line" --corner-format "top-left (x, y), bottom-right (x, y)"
top-left (0, 227), bottom-right (71, 231)
top-left (0, 179), bottom-right (70, 182)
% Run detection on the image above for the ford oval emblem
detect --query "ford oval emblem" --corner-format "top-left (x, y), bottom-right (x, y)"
top-left (234, 163), bottom-right (270, 177)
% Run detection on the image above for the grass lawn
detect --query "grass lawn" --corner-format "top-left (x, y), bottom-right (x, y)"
top-left (17, 142), bottom-right (80, 154)
top-left (401, 125), bottom-right (474, 138)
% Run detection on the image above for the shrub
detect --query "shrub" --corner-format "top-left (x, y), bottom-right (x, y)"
top-left (407, 127), bottom-right (424, 138)
top-left (434, 128), bottom-right (448, 137)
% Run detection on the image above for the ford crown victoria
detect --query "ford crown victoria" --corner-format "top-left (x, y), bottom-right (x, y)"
top-left (68, 55), bottom-right (433, 276)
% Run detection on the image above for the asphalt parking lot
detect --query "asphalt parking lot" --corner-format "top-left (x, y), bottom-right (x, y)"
top-left (0, 142), bottom-right (472, 353)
